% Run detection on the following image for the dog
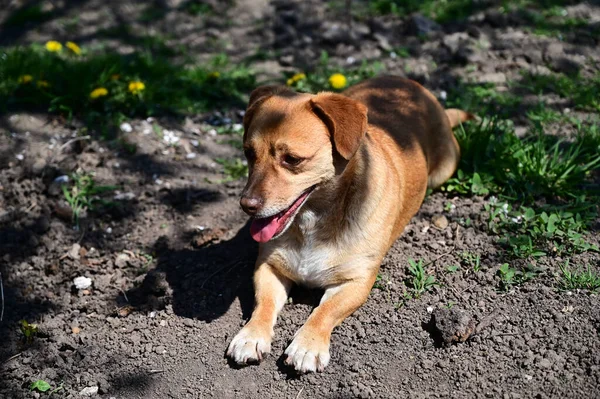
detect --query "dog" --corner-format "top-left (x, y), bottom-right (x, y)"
top-left (226, 76), bottom-right (473, 373)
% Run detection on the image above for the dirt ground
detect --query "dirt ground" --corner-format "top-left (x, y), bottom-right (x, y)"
top-left (1, 1), bottom-right (600, 398)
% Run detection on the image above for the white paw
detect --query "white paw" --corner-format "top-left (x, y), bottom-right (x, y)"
top-left (226, 325), bottom-right (271, 365)
top-left (284, 331), bottom-right (330, 373)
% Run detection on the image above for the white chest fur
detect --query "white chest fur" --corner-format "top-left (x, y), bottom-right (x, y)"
top-left (278, 210), bottom-right (336, 287)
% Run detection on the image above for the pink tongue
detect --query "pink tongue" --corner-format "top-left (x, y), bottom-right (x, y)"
top-left (250, 215), bottom-right (281, 243)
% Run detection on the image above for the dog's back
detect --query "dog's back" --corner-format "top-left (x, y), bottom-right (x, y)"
top-left (343, 76), bottom-right (464, 189)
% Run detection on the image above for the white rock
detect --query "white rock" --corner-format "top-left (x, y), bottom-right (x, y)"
top-left (208, 129), bottom-right (217, 136)
top-left (427, 306), bottom-right (434, 313)
top-left (79, 386), bottom-right (99, 396)
top-left (73, 276), bottom-right (92, 290)
top-left (119, 122), bottom-right (133, 133)
top-left (54, 175), bottom-right (69, 183)
top-left (439, 90), bottom-right (447, 100)
top-left (113, 192), bottom-right (136, 201)
top-left (163, 130), bottom-right (180, 145)
top-left (106, 227), bottom-right (112, 234)
top-left (190, 140), bottom-right (199, 147)
top-left (186, 152), bottom-right (197, 159)
top-left (16, 154), bottom-right (24, 161)
top-left (232, 123), bottom-right (243, 132)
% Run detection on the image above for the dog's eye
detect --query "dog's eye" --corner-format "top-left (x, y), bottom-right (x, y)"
top-left (282, 154), bottom-right (303, 167)
top-left (244, 148), bottom-right (256, 161)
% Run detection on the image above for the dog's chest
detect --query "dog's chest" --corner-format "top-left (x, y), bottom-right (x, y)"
top-left (281, 211), bottom-right (335, 287)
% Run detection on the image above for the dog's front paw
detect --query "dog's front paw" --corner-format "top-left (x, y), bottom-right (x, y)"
top-left (226, 324), bottom-right (271, 365)
top-left (284, 328), bottom-right (330, 373)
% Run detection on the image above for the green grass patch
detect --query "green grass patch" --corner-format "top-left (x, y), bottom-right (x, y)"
top-left (62, 173), bottom-right (117, 225)
top-left (519, 72), bottom-right (600, 112)
top-left (558, 260), bottom-right (600, 292)
top-left (442, 118), bottom-right (600, 202)
top-left (486, 198), bottom-right (598, 259)
top-left (405, 258), bottom-right (437, 298)
top-left (0, 44), bottom-right (255, 137)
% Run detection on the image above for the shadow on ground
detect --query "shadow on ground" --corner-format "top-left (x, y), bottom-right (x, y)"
top-left (122, 221), bottom-right (257, 322)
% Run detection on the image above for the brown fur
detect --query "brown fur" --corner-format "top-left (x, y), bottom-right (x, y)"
top-left (226, 76), bottom-right (473, 373)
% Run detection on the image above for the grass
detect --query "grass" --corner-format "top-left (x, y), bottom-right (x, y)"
top-left (520, 72), bottom-right (600, 112)
top-left (558, 261), bottom-right (600, 292)
top-left (0, 44), bottom-right (255, 138)
top-left (405, 258), bottom-right (437, 298)
top-left (486, 199), bottom-right (598, 259)
top-left (497, 263), bottom-right (540, 291)
top-left (62, 173), bottom-right (117, 225)
top-left (442, 117), bottom-right (600, 202)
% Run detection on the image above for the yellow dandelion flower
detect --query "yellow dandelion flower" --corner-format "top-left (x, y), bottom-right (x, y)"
top-left (90, 87), bottom-right (109, 99)
top-left (18, 75), bottom-right (33, 84)
top-left (110, 74), bottom-right (120, 81)
top-left (328, 73), bottom-right (347, 90)
top-left (286, 72), bottom-right (306, 86)
top-left (45, 41), bottom-right (62, 52)
top-left (128, 81), bottom-right (145, 94)
top-left (37, 80), bottom-right (50, 88)
top-left (209, 71), bottom-right (220, 79)
top-left (66, 41), bottom-right (81, 55)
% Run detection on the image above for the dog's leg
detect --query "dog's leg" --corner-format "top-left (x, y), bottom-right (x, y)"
top-left (227, 262), bottom-right (292, 365)
top-left (284, 277), bottom-right (375, 373)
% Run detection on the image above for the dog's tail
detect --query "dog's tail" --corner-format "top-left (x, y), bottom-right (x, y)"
top-left (445, 108), bottom-right (476, 129)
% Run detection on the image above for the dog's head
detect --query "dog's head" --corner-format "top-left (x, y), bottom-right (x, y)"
top-left (240, 85), bottom-right (368, 243)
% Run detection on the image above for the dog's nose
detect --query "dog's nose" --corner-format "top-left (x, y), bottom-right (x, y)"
top-left (240, 195), bottom-right (263, 216)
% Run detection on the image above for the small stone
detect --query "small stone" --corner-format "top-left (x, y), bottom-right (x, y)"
top-left (80, 386), bottom-right (99, 396)
top-left (432, 214), bottom-right (449, 230)
top-left (72, 326), bottom-right (81, 334)
top-left (120, 122), bottom-right (133, 133)
top-left (115, 253), bottom-right (130, 268)
top-left (73, 276), bottom-right (92, 290)
top-left (68, 243), bottom-right (81, 260)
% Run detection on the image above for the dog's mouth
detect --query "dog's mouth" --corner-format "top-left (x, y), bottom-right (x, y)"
top-left (250, 185), bottom-right (316, 243)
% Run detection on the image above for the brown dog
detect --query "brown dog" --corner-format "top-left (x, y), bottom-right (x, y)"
top-left (226, 76), bottom-right (473, 373)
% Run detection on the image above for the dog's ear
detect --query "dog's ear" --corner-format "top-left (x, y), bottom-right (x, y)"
top-left (309, 93), bottom-right (368, 160)
top-left (243, 85), bottom-right (295, 133)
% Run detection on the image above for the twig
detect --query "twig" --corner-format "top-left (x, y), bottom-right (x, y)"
top-left (423, 247), bottom-right (455, 269)
top-left (148, 369), bottom-right (165, 374)
top-left (0, 271), bottom-right (4, 322)
top-left (295, 387), bottom-right (304, 399)
top-left (3, 352), bottom-right (21, 364)
top-left (120, 288), bottom-right (129, 303)
top-left (57, 135), bottom-right (91, 153)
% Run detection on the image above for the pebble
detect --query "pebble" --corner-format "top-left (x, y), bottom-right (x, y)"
top-left (432, 214), bottom-right (449, 229)
top-left (119, 122), bottom-right (133, 133)
top-left (73, 276), bottom-right (92, 290)
top-left (80, 386), bottom-right (99, 396)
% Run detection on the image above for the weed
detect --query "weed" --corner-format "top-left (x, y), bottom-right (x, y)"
top-left (460, 252), bottom-right (481, 272)
top-left (30, 380), bottom-right (51, 393)
top-left (446, 265), bottom-right (460, 273)
top-left (486, 199), bottom-right (598, 258)
top-left (0, 45), bottom-right (255, 136)
top-left (498, 263), bottom-right (540, 291)
top-left (215, 158), bottom-right (248, 181)
top-left (558, 261), bottom-right (600, 292)
top-left (405, 258), bottom-right (437, 298)
top-left (62, 173), bottom-right (116, 225)
top-left (20, 320), bottom-right (38, 343)
top-left (285, 51), bottom-right (383, 93)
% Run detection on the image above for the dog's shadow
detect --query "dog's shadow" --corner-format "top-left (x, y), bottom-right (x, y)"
top-left (121, 221), bottom-right (257, 322)
top-left (121, 220), bottom-right (324, 375)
